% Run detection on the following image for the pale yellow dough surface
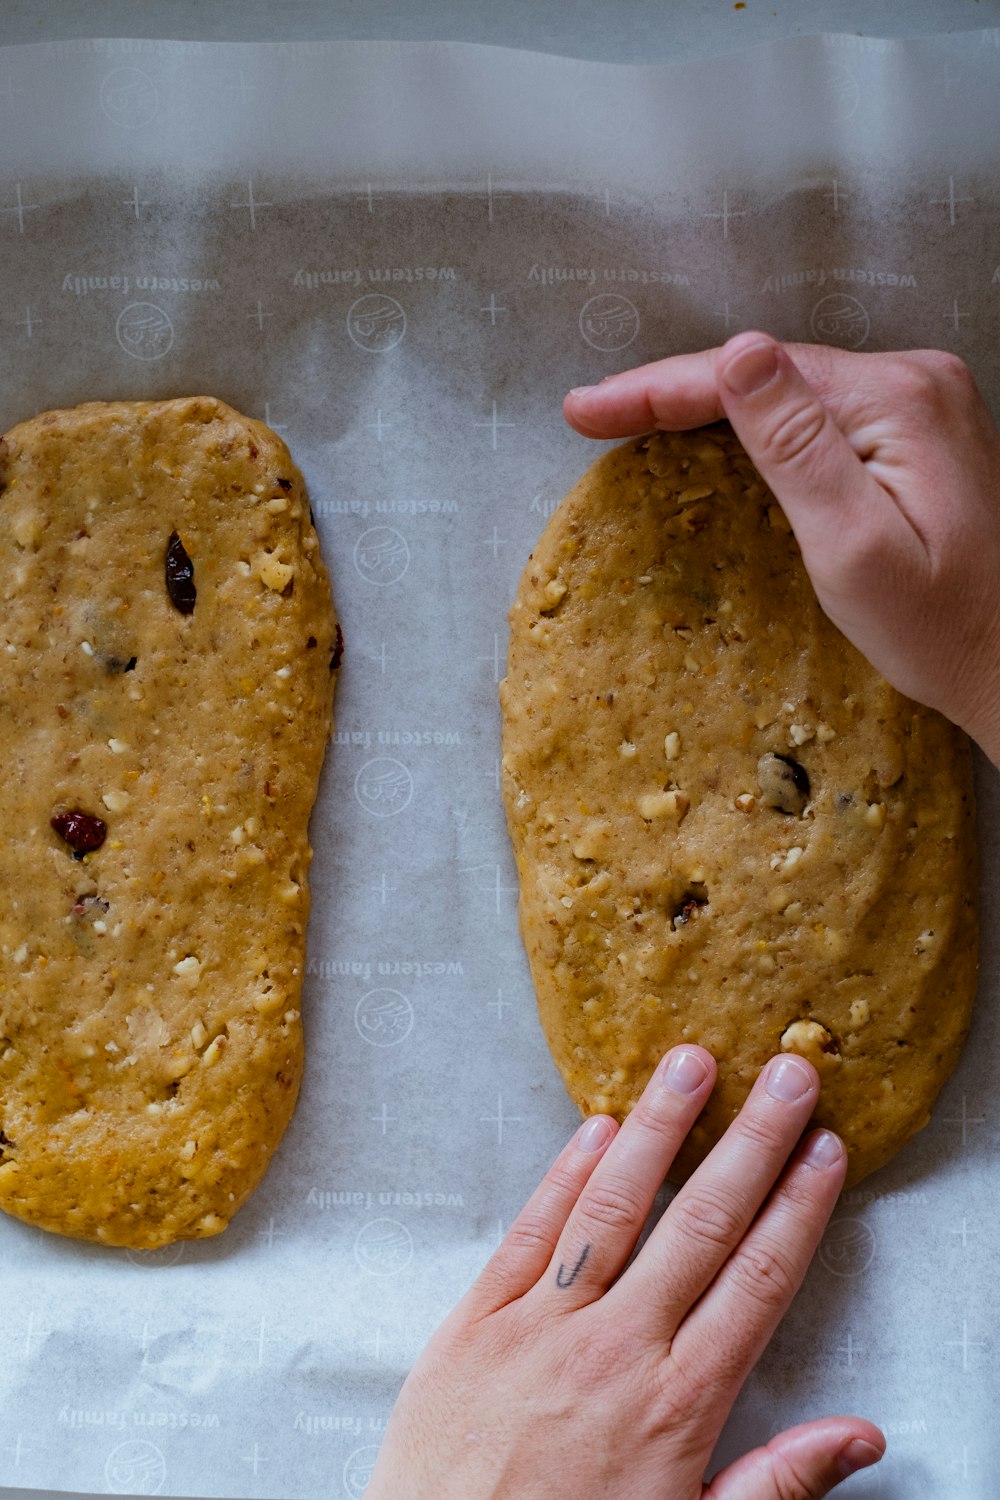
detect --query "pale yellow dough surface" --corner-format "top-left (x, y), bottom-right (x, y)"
top-left (500, 425), bottom-right (977, 1187)
top-left (0, 397), bottom-right (338, 1246)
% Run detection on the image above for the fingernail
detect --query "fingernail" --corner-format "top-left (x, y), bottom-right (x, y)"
top-left (765, 1054), bottom-right (814, 1103)
top-left (836, 1438), bottom-right (884, 1479)
top-left (660, 1047), bottom-right (711, 1095)
top-left (722, 341), bottom-right (779, 397)
top-left (577, 1115), bottom-right (615, 1153)
top-left (801, 1129), bottom-right (844, 1170)
top-left (569, 385), bottom-right (596, 397)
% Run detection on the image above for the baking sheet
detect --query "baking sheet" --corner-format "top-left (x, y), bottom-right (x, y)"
top-left (1, 31), bottom-right (999, 1500)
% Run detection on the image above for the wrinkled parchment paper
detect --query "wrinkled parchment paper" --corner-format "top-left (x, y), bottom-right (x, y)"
top-left (1, 31), bottom-right (1000, 1500)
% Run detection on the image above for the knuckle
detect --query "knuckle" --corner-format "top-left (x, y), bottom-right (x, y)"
top-left (554, 1311), bottom-right (627, 1379)
top-left (767, 1445), bottom-right (822, 1500)
top-left (914, 348), bottom-right (975, 389)
top-left (579, 1175), bottom-right (647, 1233)
top-left (502, 1210), bottom-right (555, 1258)
top-left (734, 1105), bottom-right (792, 1156)
top-left (775, 1160), bottom-right (828, 1215)
top-left (764, 400), bottom-right (827, 466)
top-left (669, 1185), bottom-right (744, 1255)
top-left (727, 1240), bottom-right (799, 1312)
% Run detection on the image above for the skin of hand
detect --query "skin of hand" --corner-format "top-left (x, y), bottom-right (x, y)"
top-left (365, 1047), bottom-right (884, 1500)
top-left (565, 334), bottom-right (1000, 767)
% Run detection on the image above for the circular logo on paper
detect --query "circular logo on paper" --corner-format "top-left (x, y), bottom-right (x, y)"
top-left (99, 67), bottom-right (159, 129)
top-left (126, 1243), bottom-right (185, 1269)
top-left (105, 1440), bottom-right (166, 1496)
top-left (355, 988), bottom-right (414, 1047)
top-left (355, 1218), bottom-right (414, 1276)
top-left (343, 1445), bottom-right (383, 1498)
top-left (818, 1217), bottom-right (876, 1278)
top-left (354, 759), bottom-right (414, 819)
top-left (347, 294), bottom-right (407, 352)
top-left (810, 292), bottom-right (869, 349)
top-left (820, 61), bottom-right (860, 123)
top-left (353, 526), bottom-right (410, 586)
top-left (572, 83), bottom-right (633, 140)
top-left (579, 293), bottom-right (639, 352)
top-left (116, 302), bottom-right (174, 361)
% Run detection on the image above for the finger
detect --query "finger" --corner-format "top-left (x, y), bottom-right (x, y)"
top-left (614, 1053), bottom-right (819, 1336)
top-left (565, 352), bottom-right (726, 436)
top-left (526, 1045), bottom-right (717, 1311)
top-left (562, 339), bottom-right (860, 439)
top-left (714, 332), bottom-right (888, 560)
top-left (466, 1113), bottom-right (618, 1317)
top-left (704, 1418), bottom-right (886, 1500)
top-left (674, 1129), bottom-right (847, 1392)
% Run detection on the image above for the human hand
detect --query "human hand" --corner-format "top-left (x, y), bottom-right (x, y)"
top-left (365, 1047), bottom-right (883, 1500)
top-left (564, 334), bottom-right (1000, 766)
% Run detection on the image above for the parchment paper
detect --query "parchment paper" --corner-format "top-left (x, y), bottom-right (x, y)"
top-left (1, 31), bottom-right (999, 1500)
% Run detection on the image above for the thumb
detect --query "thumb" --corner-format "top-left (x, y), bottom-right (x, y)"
top-left (715, 333), bottom-right (882, 560)
top-left (704, 1418), bottom-right (885, 1500)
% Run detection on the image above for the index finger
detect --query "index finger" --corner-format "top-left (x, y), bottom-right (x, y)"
top-left (563, 339), bottom-right (851, 439)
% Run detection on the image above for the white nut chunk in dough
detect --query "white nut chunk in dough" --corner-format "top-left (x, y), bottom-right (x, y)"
top-left (258, 551), bottom-right (294, 592)
top-left (780, 1017), bottom-right (841, 1073)
top-left (638, 789), bottom-right (689, 822)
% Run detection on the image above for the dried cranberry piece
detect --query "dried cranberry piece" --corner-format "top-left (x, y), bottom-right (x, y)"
top-left (51, 809), bottom-right (107, 854)
top-left (276, 477), bottom-right (293, 491)
top-left (671, 889), bottom-right (709, 928)
top-left (165, 531), bottom-right (196, 615)
top-left (330, 623), bottom-right (344, 672)
top-left (71, 894), bottom-right (110, 918)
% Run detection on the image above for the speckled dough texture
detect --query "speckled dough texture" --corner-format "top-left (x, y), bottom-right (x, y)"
top-left (0, 397), bottom-right (338, 1247)
top-left (500, 425), bottom-right (978, 1188)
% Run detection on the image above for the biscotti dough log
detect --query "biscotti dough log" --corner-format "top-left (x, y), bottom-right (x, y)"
top-left (500, 424), bottom-right (977, 1188)
top-left (0, 397), bottom-right (338, 1247)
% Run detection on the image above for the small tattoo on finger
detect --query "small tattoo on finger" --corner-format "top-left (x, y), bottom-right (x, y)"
top-left (556, 1243), bottom-right (591, 1289)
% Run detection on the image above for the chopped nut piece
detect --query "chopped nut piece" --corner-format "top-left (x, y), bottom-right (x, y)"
top-left (664, 731), bottom-right (681, 761)
top-left (172, 955), bottom-right (202, 987)
top-left (201, 1035), bottom-right (225, 1066)
top-left (850, 999), bottom-right (871, 1028)
top-left (865, 801), bottom-right (887, 830)
top-left (618, 740), bottom-right (637, 759)
top-left (107, 738), bottom-right (130, 755)
top-left (638, 789), bottom-right (689, 822)
top-left (179, 1140), bottom-right (197, 1160)
top-left (191, 1021), bottom-right (208, 1050)
top-left (780, 1018), bottom-right (841, 1072)
top-left (915, 929), bottom-right (935, 953)
top-left (541, 578), bottom-right (567, 611)
top-left (734, 793), bottom-right (756, 812)
top-left (677, 484), bottom-right (714, 506)
top-left (258, 551), bottom-right (294, 592)
top-left (571, 820), bottom-right (610, 860)
top-left (816, 722), bottom-right (836, 743)
top-left (101, 789), bottom-right (130, 813)
top-left (788, 723), bottom-right (815, 747)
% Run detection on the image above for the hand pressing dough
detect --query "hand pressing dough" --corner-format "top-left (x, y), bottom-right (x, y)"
top-left (500, 424), bottom-right (977, 1188)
